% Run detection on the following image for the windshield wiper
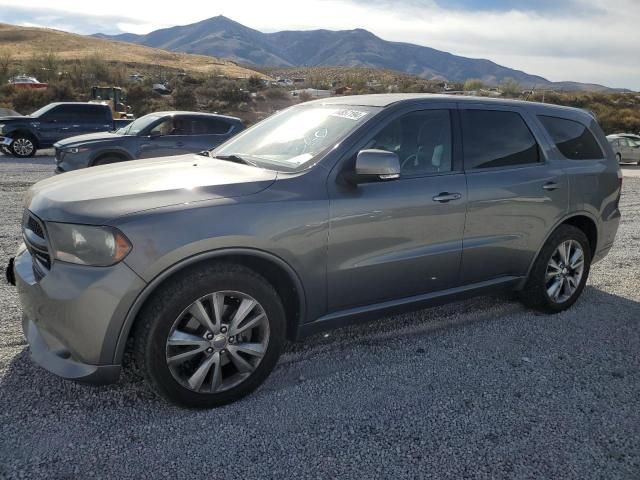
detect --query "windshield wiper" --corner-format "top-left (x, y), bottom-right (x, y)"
top-left (212, 154), bottom-right (257, 167)
top-left (197, 150), bottom-right (211, 157)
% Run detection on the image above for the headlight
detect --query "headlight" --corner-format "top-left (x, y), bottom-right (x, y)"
top-left (47, 223), bottom-right (131, 266)
top-left (64, 146), bottom-right (89, 154)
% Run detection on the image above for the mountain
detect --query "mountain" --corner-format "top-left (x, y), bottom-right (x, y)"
top-left (94, 16), bottom-right (616, 90)
top-left (0, 23), bottom-right (266, 78)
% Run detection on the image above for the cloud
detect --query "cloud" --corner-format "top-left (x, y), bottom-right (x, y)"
top-left (0, 0), bottom-right (638, 89)
top-left (0, 6), bottom-right (162, 35)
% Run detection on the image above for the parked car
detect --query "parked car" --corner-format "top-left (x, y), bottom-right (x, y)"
top-left (0, 102), bottom-right (132, 158)
top-left (8, 94), bottom-right (621, 408)
top-left (53, 111), bottom-right (244, 173)
top-left (607, 134), bottom-right (640, 165)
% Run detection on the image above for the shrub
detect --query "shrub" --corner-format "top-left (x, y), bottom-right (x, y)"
top-left (464, 79), bottom-right (484, 91)
top-left (173, 86), bottom-right (197, 110)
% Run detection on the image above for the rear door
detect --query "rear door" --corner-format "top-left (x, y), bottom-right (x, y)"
top-left (75, 105), bottom-right (113, 134)
top-left (460, 105), bottom-right (568, 284)
top-left (191, 117), bottom-right (238, 150)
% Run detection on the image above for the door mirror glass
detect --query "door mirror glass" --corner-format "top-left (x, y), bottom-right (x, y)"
top-left (353, 149), bottom-right (400, 182)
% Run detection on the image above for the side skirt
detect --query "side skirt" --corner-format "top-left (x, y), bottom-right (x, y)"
top-left (296, 276), bottom-right (523, 339)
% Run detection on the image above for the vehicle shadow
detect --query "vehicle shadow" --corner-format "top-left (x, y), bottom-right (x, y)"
top-left (0, 285), bottom-right (638, 413)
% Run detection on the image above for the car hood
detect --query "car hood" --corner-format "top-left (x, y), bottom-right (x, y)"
top-left (0, 116), bottom-right (30, 122)
top-left (54, 131), bottom-right (122, 147)
top-left (25, 154), bottom-right (278, 223)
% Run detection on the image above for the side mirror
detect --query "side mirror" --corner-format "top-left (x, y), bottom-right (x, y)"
top-left (149, 130), bottom-right (162, 138)
top-left (352, 149), bottom-right (400, 183)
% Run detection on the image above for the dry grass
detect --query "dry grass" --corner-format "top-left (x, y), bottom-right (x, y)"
top-left (0, 23), bottom-right (267, 78)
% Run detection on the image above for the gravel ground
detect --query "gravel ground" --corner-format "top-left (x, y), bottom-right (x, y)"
top-left (1, 154), bottom-right (639, 479)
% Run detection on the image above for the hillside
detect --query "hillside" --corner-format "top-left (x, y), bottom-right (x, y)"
top-left (0, 23), bottom-right (266, 78)
top-left (96, 15), bottom-right (619, 91)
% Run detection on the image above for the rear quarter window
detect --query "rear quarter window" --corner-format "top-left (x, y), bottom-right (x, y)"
top-left (538, 115), bottom-right (604, 160)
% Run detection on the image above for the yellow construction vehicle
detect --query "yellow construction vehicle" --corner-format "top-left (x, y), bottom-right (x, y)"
top-left (89, 86), bottom-right (134, 119)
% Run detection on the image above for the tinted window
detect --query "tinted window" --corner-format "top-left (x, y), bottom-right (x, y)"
top-left (538, 115), bottom-right (604, 160)
top-left (366, 109), bottom-right (452, 175)
top-left (199, 118), bottom-right (233, 135)
top-left (43, 104), bottom-right (107, 122)
top-left (462, 110), bottom-right (539, 169)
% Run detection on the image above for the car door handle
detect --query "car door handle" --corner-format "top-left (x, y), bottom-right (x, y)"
top-left (432, 192), bottom-right (462, 203)
top-left (543, 182), bottom-right (560, 191)
top-left (176, 142), bottom-right (185, 147)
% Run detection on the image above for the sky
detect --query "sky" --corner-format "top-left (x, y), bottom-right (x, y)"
top-left (0, 0), bottom-right (638, 90)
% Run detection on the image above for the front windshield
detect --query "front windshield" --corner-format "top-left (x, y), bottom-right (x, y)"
top-left (213, 104), bottom-right (379, 170)
top-left (118, 114), bottom-right (163, 136)
top-left (30, 104), bottom-right (56, 117)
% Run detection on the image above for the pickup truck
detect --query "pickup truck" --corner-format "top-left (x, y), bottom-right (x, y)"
top-left (0, 102), bottom-right (132, 158)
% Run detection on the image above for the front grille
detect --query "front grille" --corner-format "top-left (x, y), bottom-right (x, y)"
top-left (22, 211), bottom-right (51, 277)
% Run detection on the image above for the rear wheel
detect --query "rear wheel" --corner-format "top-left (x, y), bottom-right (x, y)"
top-left (520, 225), bottom-right (591, 313)
top-left (10, 135), bottom-right (36, 158)
top-left (133, 263), bottom-right (286, 408)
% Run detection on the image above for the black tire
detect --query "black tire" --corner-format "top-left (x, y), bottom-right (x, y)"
top-left (133, 262), bottom-right (286, 408)
top-left (0, 145), bottom-right (13, 156)
top-left (519, 225), bottom-right (591, 313)
top-left (10, 135), bottom-right (36, 158)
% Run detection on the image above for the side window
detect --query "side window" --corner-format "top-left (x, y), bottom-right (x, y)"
top-left (198, 118), bottom-right (233, 135)
top-left (42, 105), bottom-right (69, 121)
top-left (82, 105), bottom-right (109, 122)
top-left (461, 110), bottom-right (540, 169)
top-left (366, 109), bottom-right (452, 176)
top-left (170, 117), bottom-right (192, 135)
top-left (149, 118), bottom-right (174, 136)
top-left (538, 115), bottom-right (604, 160)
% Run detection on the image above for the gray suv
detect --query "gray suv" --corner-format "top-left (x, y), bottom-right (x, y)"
top-left (10, 94), bottom-right (621, 408)
top-left (53, 111), bottom-right (244, 173)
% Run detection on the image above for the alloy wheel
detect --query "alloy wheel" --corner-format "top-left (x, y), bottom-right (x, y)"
top-left (545, 240), bottom-right (585, 303)
top-left (13, 138), bottom-right (34, 156)
top-left (165, 291), bottom-right (270, 393)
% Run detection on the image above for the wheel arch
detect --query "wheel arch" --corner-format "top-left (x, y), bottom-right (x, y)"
top-left (114, 248), bottom-right (307, 364)
top-left (9, 129), bottom-right (40, 148)
top-left (520, 212), bottom-right (598, 288)
top-left (90, 150), bottom-right (132, 166)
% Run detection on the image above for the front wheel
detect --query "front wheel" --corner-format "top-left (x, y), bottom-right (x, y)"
top-left (133, 263), bottom-right (286, 408)
top-left (10, 136), bottom-right (37, 158)
top-left (519, 225), bottom-right (591, 313)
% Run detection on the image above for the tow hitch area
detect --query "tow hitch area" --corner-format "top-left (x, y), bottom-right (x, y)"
top-left (6, 257), bottom-right (15, 285)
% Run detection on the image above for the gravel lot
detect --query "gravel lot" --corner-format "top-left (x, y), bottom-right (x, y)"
top-left (1, 153), bottom-right (639, 479)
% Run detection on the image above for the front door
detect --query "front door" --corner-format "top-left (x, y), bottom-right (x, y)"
top-left (459, 106), bottom-right (568, 284)
top-left (327, 106), bottom-right (467, 311)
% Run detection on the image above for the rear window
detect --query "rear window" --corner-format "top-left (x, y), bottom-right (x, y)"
top-left (461, 110), bottom-right (540, 169)
top-left (538, 115), bottom-right (604, 160)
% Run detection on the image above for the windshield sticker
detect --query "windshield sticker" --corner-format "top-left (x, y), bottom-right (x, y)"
top-left (330, 109), bottom-right (369, 121)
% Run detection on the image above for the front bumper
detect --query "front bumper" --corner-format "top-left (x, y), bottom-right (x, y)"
top-left (13, 245), bottom-right (146, 384)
